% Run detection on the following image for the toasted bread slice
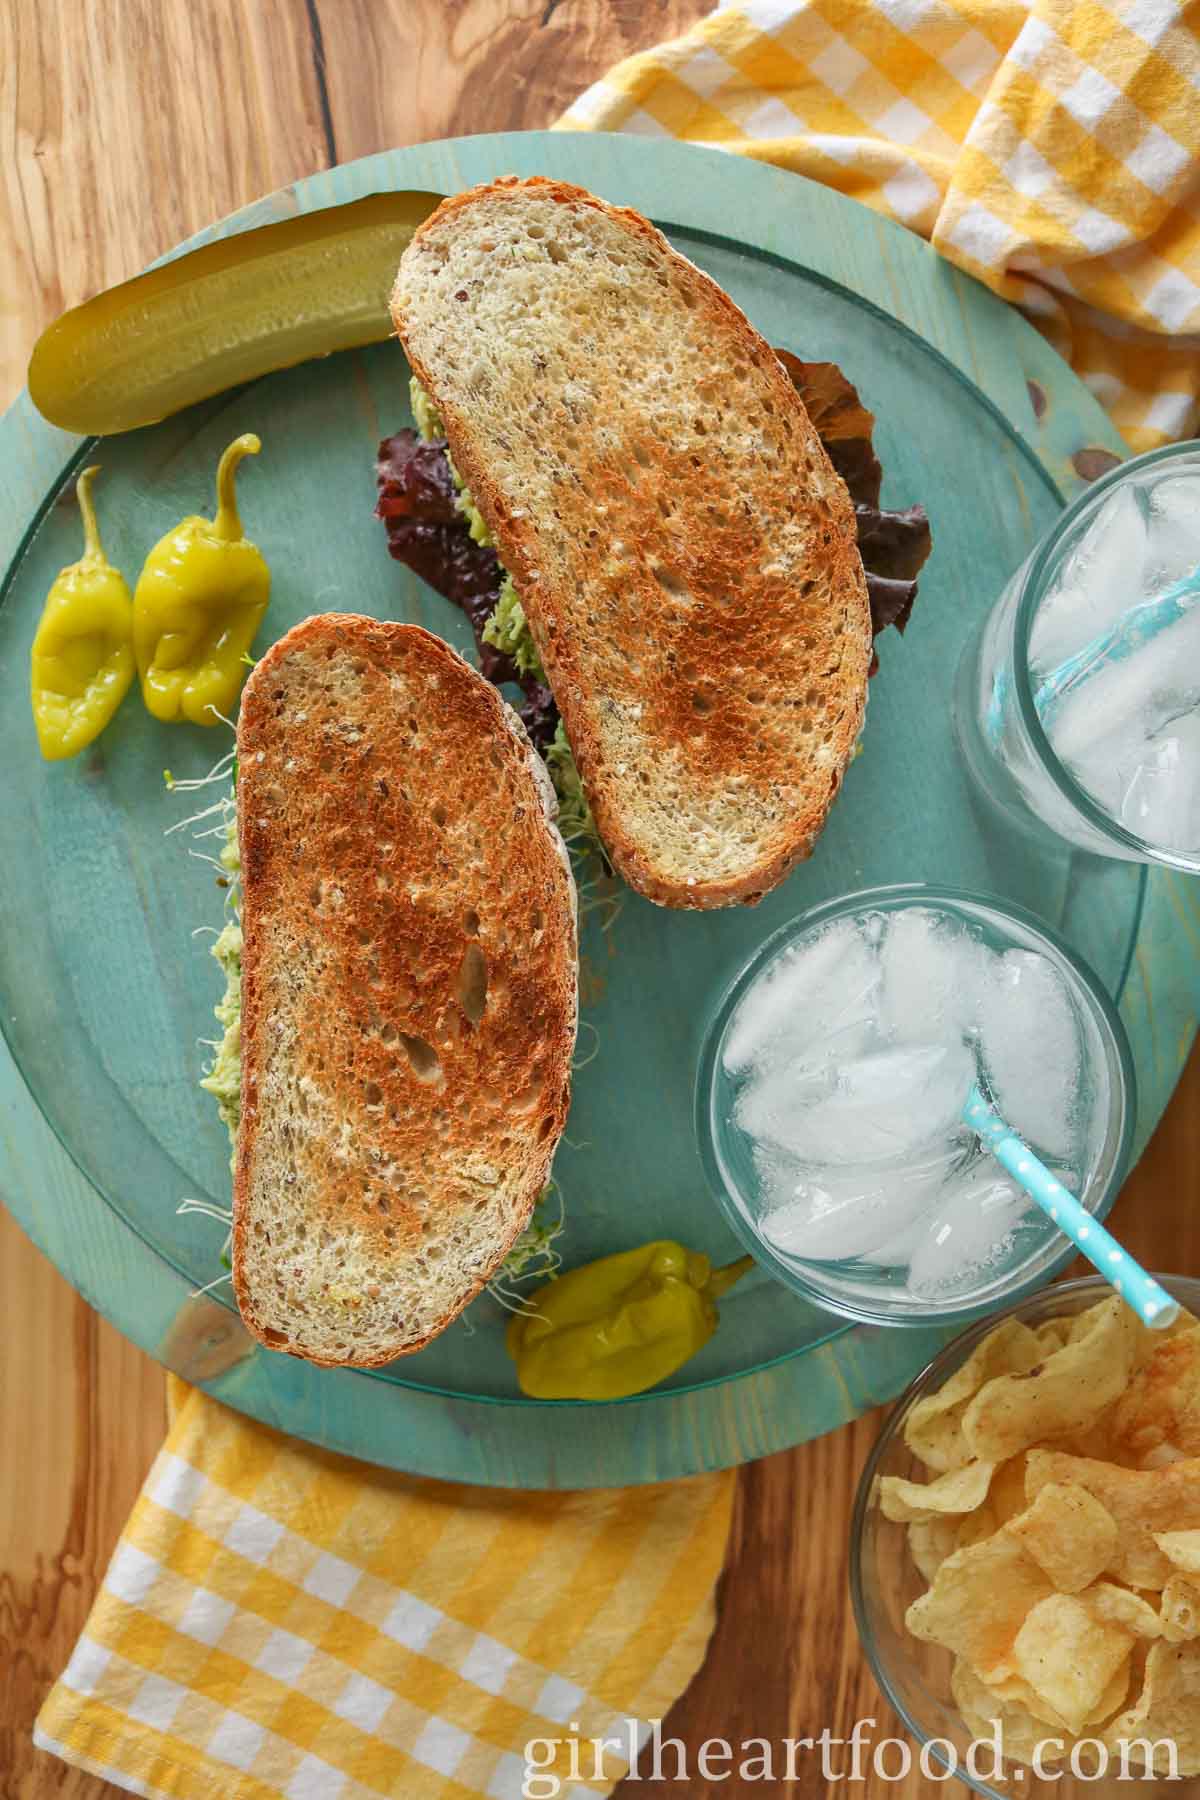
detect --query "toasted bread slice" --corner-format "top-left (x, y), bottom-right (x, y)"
top-left (392, 177), bottom-right (872, 908)
top-left (232, 614), bottom-right (577, 1367)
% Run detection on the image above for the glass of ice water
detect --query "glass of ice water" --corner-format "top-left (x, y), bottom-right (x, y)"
top-left (954, 442), bottom-right (1200, 869)
top-left (696, 885), bottom-right (1134, 1325)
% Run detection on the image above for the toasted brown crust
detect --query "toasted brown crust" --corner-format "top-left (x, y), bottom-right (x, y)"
top-left (232, 614), bottom-right (577, 1367)
top-left (392, 176), bottom-right (872, 909)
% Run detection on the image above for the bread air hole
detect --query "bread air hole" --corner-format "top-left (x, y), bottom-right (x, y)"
top-left (652, 567), bottom-right (689, 599)
top-left (399, 1034), bottom-right (442, 1084)
top-left (456, 943), bottom-right (488, 1026)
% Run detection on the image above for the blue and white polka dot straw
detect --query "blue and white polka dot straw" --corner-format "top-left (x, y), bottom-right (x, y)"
top-left (963, 1084), bottom-right (1179, 1330)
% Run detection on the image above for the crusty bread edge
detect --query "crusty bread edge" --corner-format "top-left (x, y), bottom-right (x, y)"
top-left (231, 613), bottom-right (577, 1367)
top-left (391, 176), bottom-right (871, 910)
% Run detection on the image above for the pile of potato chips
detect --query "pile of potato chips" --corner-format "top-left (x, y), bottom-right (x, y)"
top-left (881, 1295), bottom-right (1200, 1774)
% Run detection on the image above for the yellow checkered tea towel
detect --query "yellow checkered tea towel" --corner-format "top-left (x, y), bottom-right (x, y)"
top-left (35, 1378), bottom-right (733, 1799)
top-left (557, 0), bottom-right (1200, 452)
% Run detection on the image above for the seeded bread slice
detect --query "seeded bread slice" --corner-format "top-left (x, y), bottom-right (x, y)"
top-left (392, 176), bottom-right (872, 909)
top-left (232, 614), bottom-right (577, 1367)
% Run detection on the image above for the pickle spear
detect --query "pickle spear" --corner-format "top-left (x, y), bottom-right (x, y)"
top-left (29, 190), bottom-right (442, 435)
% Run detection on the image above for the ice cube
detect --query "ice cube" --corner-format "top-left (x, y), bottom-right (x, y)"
top-left (1032, 484), bottom-right (1148, 671)
top-left (759, 1042), bottom-right (975, 1166)
top-left (1050, 605), bottom-right (1200, 831)
top-left (733, 1054), bottom-right (837, 1145)
top-left (757, 1143), bottom-right (964, 1264)
top-left (1050, 634), bottom-right (1163, 769)
top-left (977, 950), bottom-right (1080, 1160)
top-left (861, 1202), bottom-right (947, 1268)
top-left (1143, 470), bottom-right (1200, 592)
top-left (722, 919), bottom-right (877, 1073)
top-left (879, 907), bottom-right (989, 1045)
top-left (905, 1164), bottom-right (1033, 1297)
top-left (1119, 714), bottom-right (1200, 852)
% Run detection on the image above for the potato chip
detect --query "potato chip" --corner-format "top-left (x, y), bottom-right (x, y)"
top-left (901, 1301), bottom-right (1200, 1770)
top-left (1141, 1443), bottom-right (1189, 1469)
top-left (907, 1516), bottom-right (959, 1584)
top-left (879, 1459), bottom-right (995, 1523)
top-left (1161, 1574), bottom-right (1200, 1643)
top-left (1156, 1529), bottom-right (1200, 1575)
top-left (988, 1453), bottom-right (1030, 1527)
top-left (1011, 1593), bottom-right (1133, 1734)
top-left (986, 1657), bottom-right (1131, 1732)
top-left (1111, 1327), bottom-right (1200, 1462)
top-left (951, 1658), bottom-right (1080, 1767)
top-left (1088, 1656), bottom-right (1134, 1728)
top-left (1026, 1449), bottom-right (1200, 1588)
top-left (906, 1533), bottom-right (1053, 1675)
top-left (956, 1502), bottom-right (997, 1550)
top-left (964, 1298), bottom-right (1142, 1462)
top-left (1005, 1481), bottom-right (1119, 1593)
top-left (1035, 1319), bottom-right (1071, 1356)
top-left (905, 1319), bottom-right (1044, 1472)
top-left (1083, 1580), bottom-right (1165, 1639)
top-left (983, 1670), bottom-right (1075, 1734)
top-left (1102, 1640), bottom-right (1200, 1776)
top-left (1065, 1296), bottom-right (1155, 1352)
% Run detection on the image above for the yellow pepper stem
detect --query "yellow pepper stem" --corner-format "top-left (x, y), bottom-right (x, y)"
top-left (707, 1254), bottom-right (754, 1300)
top-left (213, 433), bottom-right (261, 541)
top-left (75, 464), bottom-right (105, 562)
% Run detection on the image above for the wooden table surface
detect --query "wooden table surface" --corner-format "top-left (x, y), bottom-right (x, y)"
top-left (3, 5), bottom-right (1198, 1796)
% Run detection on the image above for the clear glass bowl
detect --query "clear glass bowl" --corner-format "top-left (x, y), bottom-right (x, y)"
top-left (695, 884), bottom-right (1136, 1327)
top-left (850, 1273), bottom-right (1200, 1797)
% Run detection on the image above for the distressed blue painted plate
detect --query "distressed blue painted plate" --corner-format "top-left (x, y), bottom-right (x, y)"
top-left (1, 133), bottom-right (1195, 1486)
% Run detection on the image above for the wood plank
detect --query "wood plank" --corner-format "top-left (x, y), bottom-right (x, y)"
top-left (0, 1207), bottom-right (166, 1798)
top-left (312, 0), bottom-right (707, 159)
top-left (0, 0), bottom-right (327, 411)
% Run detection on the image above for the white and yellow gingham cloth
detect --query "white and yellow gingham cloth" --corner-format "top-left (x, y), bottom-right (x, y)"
top-left (36, 1379), bottom-right (732, 1798)
top-left (557, 0), bottom-right (1200, 453)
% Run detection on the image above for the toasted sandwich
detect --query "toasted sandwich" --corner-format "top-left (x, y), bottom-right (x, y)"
top-left (230, 613), bottom-right (577, 1366)
top-left (391, 177), bottom-right (874, 910)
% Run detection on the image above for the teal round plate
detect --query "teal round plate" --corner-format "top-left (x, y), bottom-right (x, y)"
top-left (2, 134), bottom-right (1197, 1487)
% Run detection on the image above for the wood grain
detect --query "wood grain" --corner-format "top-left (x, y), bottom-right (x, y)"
top-left (1, 4), bottom-right (1197, 1798)
top-left (1, 1208), bottom-right (166, 1800)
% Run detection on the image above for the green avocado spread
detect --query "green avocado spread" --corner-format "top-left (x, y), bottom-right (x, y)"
top-left (483, 575), bottom-right (546, 683)
top-left (410, 381), bottom-right (603, 853)
top-left (411, 376), bottom-right (551, 670)
top-left (198, 811), bottom-right (242, 1169)
top-left (410, 377), bottom-right (493, 548)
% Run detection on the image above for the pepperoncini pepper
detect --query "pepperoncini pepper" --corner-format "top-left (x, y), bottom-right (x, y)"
top-left (506, 1240), bottom-right (754, 1401)
top-left (30, 465), bottom-right (135, 760)
top-left (134, 433), bottom-right (269, 725)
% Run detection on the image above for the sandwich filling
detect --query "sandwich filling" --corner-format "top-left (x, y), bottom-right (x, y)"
top-left (382, 380), bottom-right (601, 854)
top-left (410, 378), bottom-right (552, 711)
top-left (198, 810), bottom-right (243, 1166)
